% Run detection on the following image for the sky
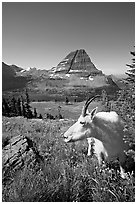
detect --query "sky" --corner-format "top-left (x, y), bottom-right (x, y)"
top-left (2, 2), bottom-right (135, 75)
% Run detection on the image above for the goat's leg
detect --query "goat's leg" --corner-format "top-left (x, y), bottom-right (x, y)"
top-left (94, 151), bottom-right (102, 165)
top-left (120, 166), bottom-right (127, 179)
top-left (87, 138), bottom-right (93, 156)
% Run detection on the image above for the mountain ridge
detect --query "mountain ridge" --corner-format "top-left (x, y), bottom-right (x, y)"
top-left (50, 49), bottom-right (103, 78)
top-left (2, 48), bottom-right (122, 101)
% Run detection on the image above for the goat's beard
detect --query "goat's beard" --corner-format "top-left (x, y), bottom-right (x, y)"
top-left (64, 133), bottom-right (88, 143)
top-left (64, 137), bottom-right (72, 143)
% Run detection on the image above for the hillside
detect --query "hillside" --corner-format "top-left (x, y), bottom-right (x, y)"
top-left (110, 74), bottom-right (128, 89)
top-left (2, 62), bottom-right (28, 91)
top-left (2, 113), bottom-right (135, 202)
top-left (2, 49), bottom-right (121, 100)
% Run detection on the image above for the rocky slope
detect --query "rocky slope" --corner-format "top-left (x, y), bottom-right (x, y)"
top-left (50, 49), bottom-right (103, 78)
top-left (3, 134), bottom-right (43, 183)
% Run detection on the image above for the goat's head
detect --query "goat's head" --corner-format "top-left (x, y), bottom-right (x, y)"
top-left (64, 95), bottom-right (100, 142)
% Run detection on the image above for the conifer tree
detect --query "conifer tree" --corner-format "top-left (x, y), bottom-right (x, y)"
top-left (39, 114), bottom-right (43, 119)
top-left (2, 98), bottom-right (10, 116)
top-left (125, 50), bottom-right (135, 83)
top-left (10, 97), bottom-right (17, 116)
top-left (21, 96), bottom-right (26, 117)
top-left (26, 89), bottom-right (30, 104)
top-left (34, 108), bottom-right (37, 118)
top-left (65, 97), bottom-right (69, 105)
top-left (25, 89), bottom-right (33, 118)
top-left (17, 98), bottom-right (22, 116)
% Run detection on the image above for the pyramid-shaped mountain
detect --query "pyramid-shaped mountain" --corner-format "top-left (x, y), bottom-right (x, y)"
top-left (52, 49), bottom-right (103, 78)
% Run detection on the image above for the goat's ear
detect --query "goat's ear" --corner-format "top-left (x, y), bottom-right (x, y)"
top-left (90, 107), bottom-right (98, 119)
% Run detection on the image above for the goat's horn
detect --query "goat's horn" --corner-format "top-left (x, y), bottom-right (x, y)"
top-left (82, 95), bottom-right (100, 116)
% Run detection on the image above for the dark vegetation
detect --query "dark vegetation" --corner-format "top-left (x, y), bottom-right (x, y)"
top-left (2, 89), bottom-right (39, 119)
top-left (2, 62), bottom-right (29, 91)
top-left (2, 50), bottom-right (135, 202)
top-left (3, 84), bottom-right (118, 103)
top-left (2, 89), bottom-right (64, 120)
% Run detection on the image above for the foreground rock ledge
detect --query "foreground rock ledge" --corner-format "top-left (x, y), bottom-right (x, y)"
top-left (2, 135), bottom-right (43, 183)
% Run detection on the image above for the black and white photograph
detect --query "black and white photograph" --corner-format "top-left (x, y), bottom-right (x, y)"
top-left (2, 1), bottom-right (135, 202)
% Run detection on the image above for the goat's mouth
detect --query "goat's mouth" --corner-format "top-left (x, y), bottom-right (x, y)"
top-left (64, 135), bottom-right (72, 143)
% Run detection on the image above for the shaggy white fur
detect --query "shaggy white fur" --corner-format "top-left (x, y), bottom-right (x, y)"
top-left (96, 111), bottom-right (119, 123)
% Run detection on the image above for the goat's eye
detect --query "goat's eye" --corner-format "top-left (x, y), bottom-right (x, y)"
top-left (80, 121), bottom-right (86, 125)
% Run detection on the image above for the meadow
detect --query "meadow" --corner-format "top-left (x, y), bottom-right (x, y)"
top-left (2, 101), bottom-right (135, 202)
top-left (30, 100), bottom-right (104, 119)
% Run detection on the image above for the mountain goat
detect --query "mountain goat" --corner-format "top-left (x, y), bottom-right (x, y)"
top-left (64, 95), bottom-right (129, 177)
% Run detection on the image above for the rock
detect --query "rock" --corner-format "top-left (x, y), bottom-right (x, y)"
top-left (2, 135), bottom-right (43, 183)
top-left (50, 49), bottom-right (103, 78)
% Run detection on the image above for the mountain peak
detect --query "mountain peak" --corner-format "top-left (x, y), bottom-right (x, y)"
top-left (51, 49), bottom-right (103, 78)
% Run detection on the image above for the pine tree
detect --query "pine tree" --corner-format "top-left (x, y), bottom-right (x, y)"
top-left (2, 98), bottom-right (10, 116)
top-left (34, 108), bottom-right (37, 118)
top-left (26, 89), bottom-right (30, 104)
top-left (65, 97), bottom-right (69, 105)
top-left (17, 98), bottom-right (22, 116)
top-left (21, 96), bottom-right (26, 117)
top-left (125, 50), bottom-right (135, 83)
top-left (25, 89), bottom-right (33, 119)
top-left (7, 97), bottom-right (17, 116)
top-left (39, 114), bottom-right (43, 119)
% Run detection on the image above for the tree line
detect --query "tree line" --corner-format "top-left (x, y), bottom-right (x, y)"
top-left (2, 90), bottom-right (42, 119)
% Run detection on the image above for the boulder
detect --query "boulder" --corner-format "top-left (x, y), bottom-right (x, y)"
top-left (2, 135), bottom-right (43, 183)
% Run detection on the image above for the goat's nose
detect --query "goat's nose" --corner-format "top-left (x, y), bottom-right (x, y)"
top-left (61, 132), bottom-right (67, 139)
top-left (63, 133), bottom-right (67, 139)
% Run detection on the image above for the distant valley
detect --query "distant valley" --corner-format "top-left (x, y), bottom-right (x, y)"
top-left (2, 49), bottom-right (126, 101)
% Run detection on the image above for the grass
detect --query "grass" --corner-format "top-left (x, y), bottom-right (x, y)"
top-left (30, 100), bottom-right (104, 120)
top-left (2, 110), bottom-right (135, 202)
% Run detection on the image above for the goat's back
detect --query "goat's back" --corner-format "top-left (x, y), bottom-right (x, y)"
top-left (92, 112), bottom-right (128, 163)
